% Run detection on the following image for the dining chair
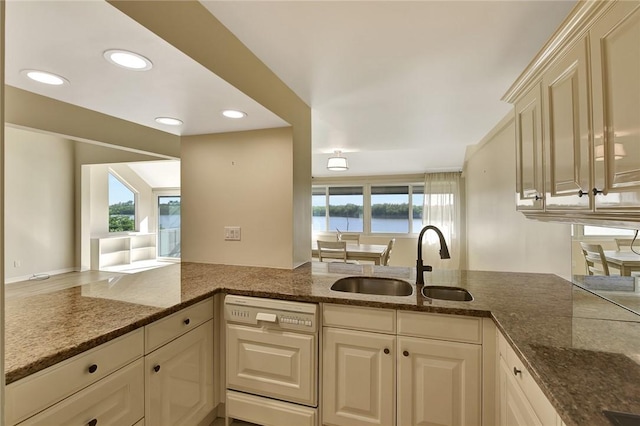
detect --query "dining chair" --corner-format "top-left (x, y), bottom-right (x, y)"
top-left (337, 232), bottom-right (360, 245)
top-left (381, 238), bottom-right (395, 266)
top-left (614, 238), bottom-right (635, 251)
top-left (580, 242), bottom-right (610, 276)
top-left (317, 240), bottom-right (348, 263)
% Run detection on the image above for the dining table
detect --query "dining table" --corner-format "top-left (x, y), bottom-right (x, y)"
top-left (312, 242), bottom-right (389, 265)
top-left (604, 250), bottom-right (640, 276)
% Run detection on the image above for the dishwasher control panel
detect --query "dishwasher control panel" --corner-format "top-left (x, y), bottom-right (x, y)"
top-left (224, 295), bottom-right (318, 332)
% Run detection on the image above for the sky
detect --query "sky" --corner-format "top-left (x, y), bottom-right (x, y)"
top-left (108, 174), bottom-right (135, 205)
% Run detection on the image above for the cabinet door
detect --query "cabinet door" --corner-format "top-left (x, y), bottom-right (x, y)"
top-left (145, 320), bottom-right (214, 426)
top-left (498, 358), bottom-right (542, 426)
top-left (591, 1), bottom-right (640, 211)
top-left (397, 336), bottom-right (481, 426)
top-left (543, 36), bottom-right (591, 211)
top-left (322, 328), bottom-right (395, 426)
top-left (515, 82), bottom-right (545, 211)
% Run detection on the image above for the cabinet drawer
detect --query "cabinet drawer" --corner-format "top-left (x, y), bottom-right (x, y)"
top-left (323, 303), bottom-right (395, 333)
top-left (6, 328), bottom-right (143, 425)
top-left (397, 310), bottom-right (482, 344)
top-left (18, 359), bottom-right (144, 426)
top-left (227, 390), bottom-right (317, 426)
top-left (145, 297), bottom-right (213, 353)
top-left (500, 333), bottom-right (558, 425)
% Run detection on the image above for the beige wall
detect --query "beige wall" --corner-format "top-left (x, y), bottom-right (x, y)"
top-left (4, 127), bottom-right (76, 282)
top-left (464, 114), bottom-right (572, 279)
top-left (110, 1), bottom-right (312, 268)
top-left (182, 128), bottom-right (295, 269)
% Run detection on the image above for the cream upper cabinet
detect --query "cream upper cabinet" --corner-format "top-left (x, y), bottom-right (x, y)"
top-left (505, 0), bottom-right (640, 224)
top-left (543, 36), bottom-right (591, 211)
top-left (515, 82), bottom-right (545, 211)
top-left (590, 1), bottom-right (640, 212)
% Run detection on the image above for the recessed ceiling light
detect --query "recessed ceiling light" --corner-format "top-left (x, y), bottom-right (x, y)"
top-left (22, 69), bottom-right (68, 86)
top-left (104, 49), bottom-right (153, 71)
top-left (155, 117), bottom-right (183, 126)
top-left (221, 109), bottom-right (247, 119)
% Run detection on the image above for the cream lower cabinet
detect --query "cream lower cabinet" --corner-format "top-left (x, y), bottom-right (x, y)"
top-left (6, 297), bottom-right (216, 426)
top-left (322, 304), bottom-right (484, 426)
top-left (397, 336), bottom-right (481, 426)
top-left (322, 327), bottom-right (396, 426)
top-left (144, 298), bottom-right (215, 426)
top-left (6, 329), bottom-right (145, 426)
top-left (497, 331), bottom-right (560, 426)
top-left (145, 319), bottom-right (214, 426)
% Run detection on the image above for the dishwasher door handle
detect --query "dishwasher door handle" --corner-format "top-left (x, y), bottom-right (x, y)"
top-left (256, 312), bottom-right (278, 323)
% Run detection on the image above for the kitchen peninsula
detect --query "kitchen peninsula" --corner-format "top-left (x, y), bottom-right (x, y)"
top-left (5, 262), bottom-right (640, 426)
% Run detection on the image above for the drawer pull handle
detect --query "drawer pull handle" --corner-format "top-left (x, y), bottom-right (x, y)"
top-left (88, 419), bottom-right (97, 426)
top-left (403, 350), bottom-right (409, 357)
top-left (513, 367), bottom-right (522, 376)
top-left (578, 189), bottom-right (589, 198)
top-left (592, 188), bottom-right (604, 196)
top-left (88, 364), bottom-right (98, 374)
top-left (154, 365), bottom-right (161, 373)
top-left (384, 348), bottom-right (390, 355)
top-left (184, 318), bottom-right (191, 325)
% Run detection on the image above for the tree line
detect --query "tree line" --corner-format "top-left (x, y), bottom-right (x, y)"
top-left (313, 203), bottom-right (422, 219)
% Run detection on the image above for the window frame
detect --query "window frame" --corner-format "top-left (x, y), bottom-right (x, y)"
top-left (312, 181), bottom-right (427, 236)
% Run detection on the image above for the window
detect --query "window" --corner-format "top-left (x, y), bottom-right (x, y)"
top-left (158, 196), bottom-right (181, 258)
top-left (371, 185), bottom-right (409, 233)
top-left (326, 186), bottom-right (364, 232)
top-left (312, 187), bottom-right (327, 232)
top-left (312, 183), bottom-right (425, 235)
top-left (108, 172), bottom-right (136, 232)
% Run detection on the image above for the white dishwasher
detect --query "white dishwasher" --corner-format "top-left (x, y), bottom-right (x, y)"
top-left (224, 295), bottom-right (319, 426)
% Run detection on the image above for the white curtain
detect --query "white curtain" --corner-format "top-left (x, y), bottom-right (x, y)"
top-left (421, 172), bottom-right (461, 270)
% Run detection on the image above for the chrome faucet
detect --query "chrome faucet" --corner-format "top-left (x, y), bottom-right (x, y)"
top-left (416, 225), bottom-right (451, 285)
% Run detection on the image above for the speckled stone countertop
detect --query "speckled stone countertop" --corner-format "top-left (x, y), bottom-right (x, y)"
top-left (5, 261), bottom-right (640, 426)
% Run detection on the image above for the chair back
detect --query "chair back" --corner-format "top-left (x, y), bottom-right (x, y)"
top-left (614, 238), bottom-right (635, 251)
top-left (337, 232), bottom-right (360, 245)
top-left (580, 242), bottom-right (610, 275)
top-left (317, 240), bottom-right (348, 262)
top-left (381, 238), bottom-right (396, 266)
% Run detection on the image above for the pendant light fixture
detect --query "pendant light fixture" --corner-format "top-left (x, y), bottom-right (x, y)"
top-left (327, 150), bottom-right (349, 171)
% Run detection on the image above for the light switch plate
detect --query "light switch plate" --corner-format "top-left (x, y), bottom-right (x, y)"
top-left (224, 226), bottom-right (241, 241)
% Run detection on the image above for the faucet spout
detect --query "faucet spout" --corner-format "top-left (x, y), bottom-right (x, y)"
top-left (416, 225), bottom-right (451, 285)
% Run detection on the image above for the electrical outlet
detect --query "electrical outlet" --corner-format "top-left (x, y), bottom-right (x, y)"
top-left (224, 226), bottom-right (241, 241)
top-left (13, 260), bottom-right (21, 268)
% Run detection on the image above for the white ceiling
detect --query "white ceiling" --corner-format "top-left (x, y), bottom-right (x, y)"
top-left (5, 0), bottom-right (577, 181)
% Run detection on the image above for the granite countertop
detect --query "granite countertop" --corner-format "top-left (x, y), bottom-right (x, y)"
top-left (5, 261), bottom-right (640, 426)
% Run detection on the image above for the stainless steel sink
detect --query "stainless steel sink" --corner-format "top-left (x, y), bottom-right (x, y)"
top-left (421, 286), bottom-right (473, 301)
top-left (331, 276), bottom-right (413, 296)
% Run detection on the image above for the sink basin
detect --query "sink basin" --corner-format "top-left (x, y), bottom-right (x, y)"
top-left (422, 286), bottom-right (473, 301)
top-left (331, 276), bottom-right (413, 296)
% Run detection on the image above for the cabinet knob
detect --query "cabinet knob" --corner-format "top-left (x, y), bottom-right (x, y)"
top-left (592, 188), bottom-right (604, 196)
top-left (403, 350), bottom-right (409, 357)
top-left (88, 419), bottom-right (98, 426)
top-left (184, 318), bottom-right (191, 325)
top-left (88, 364), bottom-right (98, 374)
top-left (153, 365), bottom-right (161, 373)
top-left (383, 348), bottom-right (390, 355)
top-left (513, 367), bottom-right (522, 376)
top-left (578, 189), bottom-right (589, 198)
top-left (534, 194), bottom-right (542, 201)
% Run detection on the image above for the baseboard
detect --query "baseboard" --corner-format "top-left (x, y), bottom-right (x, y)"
top-left (4, 267), bottom-right (77, 284)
